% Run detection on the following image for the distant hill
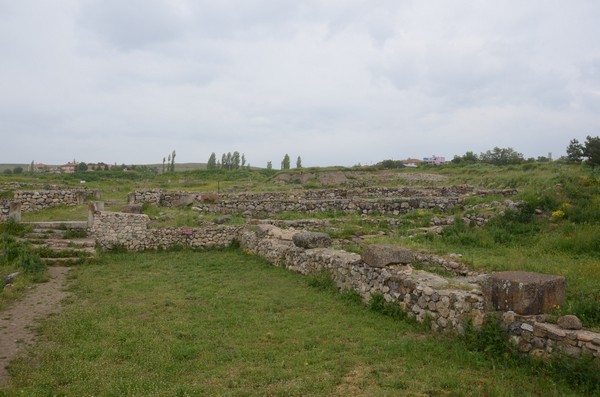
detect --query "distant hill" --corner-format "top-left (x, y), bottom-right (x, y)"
top-left (0, 164), bottom-right (28, 172)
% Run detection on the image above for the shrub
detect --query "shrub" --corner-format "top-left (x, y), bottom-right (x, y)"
top-left (18, 248), bottom-right (45, 273)
top-left (368, 293), bottom-right (408, 321)
top-left (306, 270), bottom-right (337, 293)
top-left (0, 219), bottom-right (30, 237)
top-left (462, 315), bottom-right (513, 358)
top-left (64, 229), bottom-right (88, 239)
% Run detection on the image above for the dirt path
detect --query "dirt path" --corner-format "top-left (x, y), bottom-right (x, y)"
top-left (0, 267), bottom-right (71, 385)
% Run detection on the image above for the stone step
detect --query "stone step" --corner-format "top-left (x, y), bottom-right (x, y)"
top-left (36, 238), bottom-right (96, 248)
top-left (23, 221), bottom-right (88, 230)
top-left (31, 228), bottom-right (67, 235)
top-left (41, 257), bottom-right (88, 266)
top-left (24, 231), bottom-right (67, 240)
top-left (33, 244), bottom-right (96, 256)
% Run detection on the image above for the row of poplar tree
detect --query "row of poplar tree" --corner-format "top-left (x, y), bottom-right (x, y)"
top-left (206, 152), bottom-right (249, 170)
top-left (207, 152), bottom-right (302, 170)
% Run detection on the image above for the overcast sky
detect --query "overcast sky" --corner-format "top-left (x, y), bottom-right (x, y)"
top-left (1, 1), bottom-right (599, 167)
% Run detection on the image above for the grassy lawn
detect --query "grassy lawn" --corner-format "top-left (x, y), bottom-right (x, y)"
top-left (2, 249), bottom-right (594, 396)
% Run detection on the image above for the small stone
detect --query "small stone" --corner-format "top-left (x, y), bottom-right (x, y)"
top-left (529, 349), bottom-right (547, 358)
top-left (4, 272), bottom-right (19, 285)
top-left (521, 323), bottom-right (534, 333)
top-left (593, 338), bottom-right (600, 346)
top-left (508, 322), bottom-right (522, 336)
top-left (557, 315), bottom-right (583, 330)
top-left (518, 340), bottom-right (532, 353)
top-left (214, 216), bottom-right (232, 224)
top-left (531, 337), bottom-right (546, 349)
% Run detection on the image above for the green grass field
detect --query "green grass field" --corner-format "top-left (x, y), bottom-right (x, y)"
top-left (3, 249), bottom-right (597, 396)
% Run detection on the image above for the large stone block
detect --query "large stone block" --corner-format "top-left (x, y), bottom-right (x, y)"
top-left (483, 271), bottom-right (565, 315)
top-left (292, 232), bottom-right (331, 249)
top-left (361, 244), bottom-right (413, 268)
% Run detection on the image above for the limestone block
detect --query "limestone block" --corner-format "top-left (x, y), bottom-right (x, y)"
top-left (482, 271), bottom-right (565, 315)
top-left (361, 244), bottom-right (413, 268)
top-left (292, 232), bottom-right (332, 249)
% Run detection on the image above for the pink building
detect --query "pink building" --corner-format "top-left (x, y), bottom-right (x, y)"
top-left (423, 155), bottom-right (446, 165)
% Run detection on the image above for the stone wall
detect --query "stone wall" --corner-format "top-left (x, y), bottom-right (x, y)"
top-left (129, 187), bottom-right (515, 217)
top-left (86, 210), bottom-right (600, 361)
top-left (502, 312), bottom-right (600, 359)
top-left (13, 189), bottom-right (100, 213)
top-left (90, 210), bottom-right (242, 251)
top-left (240, 225), bottom-right (487, 333)
top-left (239, 225), bottom-right (600, 360)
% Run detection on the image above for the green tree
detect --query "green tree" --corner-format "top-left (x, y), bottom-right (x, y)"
top-left (207, 153), bottom-right (217, 169)
top-left (267, 161), bottom-right (272, 170)
top-left (13, 167), bottom-right (23, 174)
top-left (281, 154), bottom-right (290, 170)
top-left (3, 169), bottom-right (12, 175)
top-left (241, 154), bottom-right (246, 168)
top-left (296, 156), bottom-right (302, 169)
top-left (221, 154), bottom-right (226, 169)
top-left (170, 150), bottom-right (176, 172)
top-left (480, 147), bottom-right (524, 165)
top-left (451, 151), bottom-right (478, 164)
top-left (162, 157), bottom-right (166, 173)
top-left (583, 135), bottom-right (600, 168)
top-left (232, 151), bottom-right (241, 169)
top-left (76, 162), bottom-right (88, 172)
top-left (566, 139), bottom-right (584, 163)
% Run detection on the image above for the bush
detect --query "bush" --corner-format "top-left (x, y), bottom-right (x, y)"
top-left (554, 294), bottom-right (600, 328)
top-left (306, 270), bottom-right (337, 293)
top-left (368, 293), bottom-right (408, 321)
top-left (462, 315), bottom-right (513, 358)
top-left (0, 219), bottom-right (30, 237)
top-left (18, 248), bottom-right (45, 274)
top-left (64, 229), bottom-right (88, 239)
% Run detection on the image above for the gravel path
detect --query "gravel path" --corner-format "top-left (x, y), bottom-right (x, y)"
top-left (0, 267), bottom-right (71, 385)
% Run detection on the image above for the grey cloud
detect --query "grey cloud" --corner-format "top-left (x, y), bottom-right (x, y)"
top-left (79, 0), bottom-right (186, 51)
top-left (2, 1), bottom-right (600, 165)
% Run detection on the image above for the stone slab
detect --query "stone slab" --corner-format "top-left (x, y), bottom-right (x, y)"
top-left (292, 232), bottom-right (332, 249)
top-left (482, 271), bottom-right (565, 315)
top-left (361, 244), bottom-right (413, 268)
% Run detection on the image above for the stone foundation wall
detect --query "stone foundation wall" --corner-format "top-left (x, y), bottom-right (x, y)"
top-left (87, 210), bottom-right (599, 361)
top-left (240, 226), bottom-right (487, 333)
top-left (128, 187), bottom-right (516, 217)
top-left (14, 189), bottom-right (100, 213)
top-left (91, 211), bottom-right (242, 251)
top-left (502, 312), bottom-right (600, 359)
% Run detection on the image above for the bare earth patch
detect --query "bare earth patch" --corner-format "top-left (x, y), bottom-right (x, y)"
top-left (0, 267), bottom-right (71, 385)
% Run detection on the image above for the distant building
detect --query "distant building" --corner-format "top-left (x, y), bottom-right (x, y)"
top-left (32, 163), bottom-right (51, 173)
top-left (60, 162), bottom-right (77, 174)
top-left (422, 155), bottom-right (446, 165)
top-left (401, 158), bottom-right (424, 168)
